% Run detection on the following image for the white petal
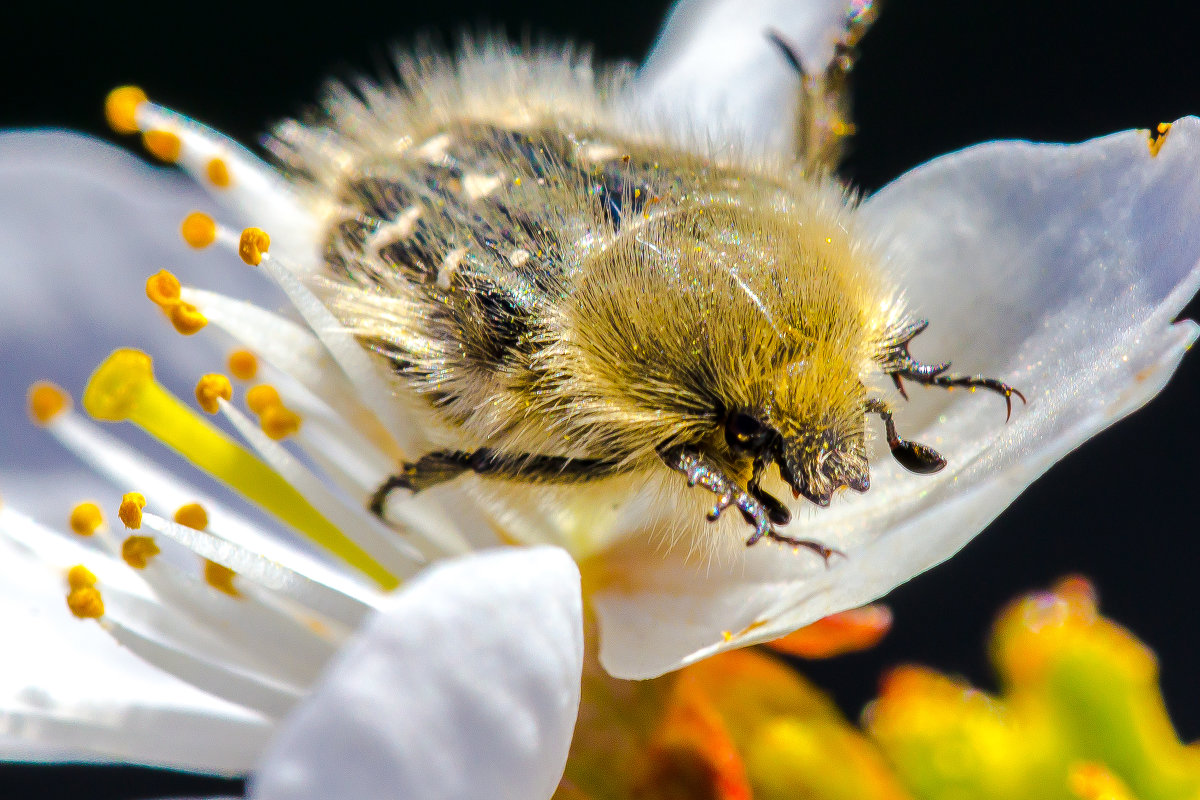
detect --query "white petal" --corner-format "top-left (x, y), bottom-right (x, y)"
top-left (634, 0), bottom-right (858, 153)
top-left (593, 119), bottom-right (1200, 678)
top-left (251, 546), bottom-right (583, 800)
top-left (0, 514), bottom-right (269, 773)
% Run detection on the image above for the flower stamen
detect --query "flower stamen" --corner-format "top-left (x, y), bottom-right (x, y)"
top-left (81, 349), bottom-right (401, 588)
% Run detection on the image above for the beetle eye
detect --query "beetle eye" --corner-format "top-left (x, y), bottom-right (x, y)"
top-left (725, 412), bottom-right (770, 454)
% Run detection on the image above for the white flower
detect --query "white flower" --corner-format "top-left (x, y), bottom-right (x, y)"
top-left (2, 0), bottom-right (1199, 796)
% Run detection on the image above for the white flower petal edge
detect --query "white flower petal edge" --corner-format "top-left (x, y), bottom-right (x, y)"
top-left (593, 119), bottom-right (1200, 679)
top-left (634, 0), bottom-right (862, 154)
top-left (250, 545), bottom-right (583, 800)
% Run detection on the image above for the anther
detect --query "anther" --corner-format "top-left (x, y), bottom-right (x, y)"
top-left (181, 212), bottom-right (217, 249)
top-left (238, 227), bottom-right (271, 266)
top-left (105, 86), bottom-right (147, 135)
top-left (167, 301), bottom-right (208, 335)
top-left (206, 157), bottom-right (232, 188)
top-left (67, 585), bottom-right (105, 619)
top-left (260, 405), bottom-right (302, 440)
top-left (122, 535), bottom-right (161, 569)
top-left (227, 349), bottom-right (258, 381)
top-left (69, 502), bottom-right (104, 536)
top-left (118, 492), bottom-right (146, 529)
top-left (195, 374), bottom-right (232, 414)
top-left (246, 384), bottom-right (281, 415)
top-left (174, 502), bottom-right (209, 531)
top-left (143, 130), bottom-right (183, 163)
top-left (146, 269), bottom-right (182, 306)
top-left (1149, 122), bottom-right (1172, 158)
top-left (28, 382), bottom-right (70, 426)
top-left (204, 560), bottom-right (241, 597)
top-left (67, 564), bottom-right (97, 591)
top-left (246, 383), bottom-right (302, 439)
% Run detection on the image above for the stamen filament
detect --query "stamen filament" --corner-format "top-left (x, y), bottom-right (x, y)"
top-left (82, 349), bottom-right (399, 590)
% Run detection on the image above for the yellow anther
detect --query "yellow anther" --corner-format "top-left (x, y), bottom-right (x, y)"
top-left (81, 349), bottom-right (397, 589)
top-left (67, 586), bottom-right (105, 619)
top-left (1148, 121), bottom-right (1173, 157)
top-left (246, 384), bottom-right (282, 415)
top-left (67, 565), bottom-right (98, 591)
top-left (143, 129), bottom-right (182, 163)
top-left (118, 492), bottom-right (146, 529)
top-left (261, 404), bottom-right (302, 440)
top-left (227, 349), bottom-right (258, 381)
top-left (204, 560), bottom-right (241, 597)
top-left (28, 382), bottom-right (70, 426)
top-left (238, 227), bottom-right (271, 266)
top-left (122, 535), bottom-right (160, 569)
top-left (145, 269), bottom-right (182, 307)
top-left (167, 301), bottom-right (208, 335)
top-left (174, 502), bottom-right (209, 530)
top-left (105, 85), bottom-right (147, 135)
top-left (206, 157), bottom-right (232, 188)
top-left (195, 374), bottom-right (232, 414)
top-left (181, 212), bottom-right (217, 249)
top-left (69, 502), bottom-right (104, 536)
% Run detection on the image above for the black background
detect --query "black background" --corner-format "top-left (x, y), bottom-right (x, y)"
top-left (3, 1), bottom-right (1200, 797)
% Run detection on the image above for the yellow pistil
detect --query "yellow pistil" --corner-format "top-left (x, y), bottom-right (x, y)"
top-left (181, 212), bottom-right (217, 249)
top-left (67, 585), bottom-right (105, 619)
top-left (227, 349), bottom-right (258, 381)
top-left (174, 502), bottom-right (209, 531)
top-left (122, 535), bottom-right (161, 569)
top-left (143, 129), bottom-right (182, 163)
top-left (104, 85), bottom-right (147, 135)
top-left (238, 227), bottom-right (270, 266)
top-left (118, 492), bottom-right (146, 529)
top-left (195, 374), bottom-right (232, 414)
top-left (69, 502), bottom-right (104, 536)
top-left (204, 560), bottom-right (241, 597)
top-left (82, 349), bottom-right (397, 589)
top-left (206, 157), bottom-right (232, 188)
top-left (28, 382), bottom-right (70, 426)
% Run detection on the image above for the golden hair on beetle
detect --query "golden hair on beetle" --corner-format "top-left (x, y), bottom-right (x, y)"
top-left (269, 32), bottom-right (1022, 562)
